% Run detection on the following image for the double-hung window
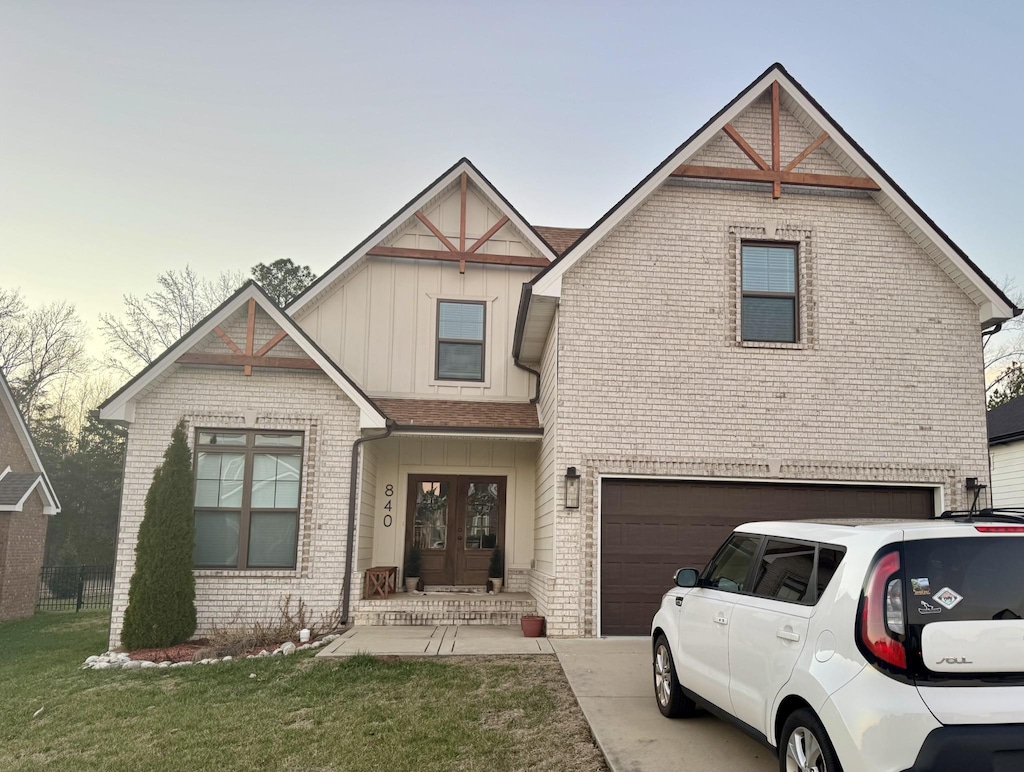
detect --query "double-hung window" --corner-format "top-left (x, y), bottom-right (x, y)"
top-left (436, 300), bottom-right (485, 381)
top-left (741, 242), bottom-right (798, 342)
top-left (194, 430), bottom-right (303, 570)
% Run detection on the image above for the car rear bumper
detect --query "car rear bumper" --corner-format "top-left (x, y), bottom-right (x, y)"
top-left (901, 725), bottom-right (1024, 772)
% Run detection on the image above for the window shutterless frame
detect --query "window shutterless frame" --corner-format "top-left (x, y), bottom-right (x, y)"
top-left (193, 429), bottom-right (303, 570)
top-left (740, 241), bottom-right (800, 343)
top-left (435, 299), bottom-right (486, 382)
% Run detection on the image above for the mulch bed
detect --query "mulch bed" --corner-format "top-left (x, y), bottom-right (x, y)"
top-left (128, 640), bottom-right (211, 663)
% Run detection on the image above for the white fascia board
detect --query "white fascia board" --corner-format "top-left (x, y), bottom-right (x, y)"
top-left (0, 474), bottom-right (58, 515)
top-left (99, 284), bottom-right (387, 430)
top-left (532, 67), bottom-right (1014, 325)
top-left (289, 160), bottom-right (558, 319)
top-left (0, 373), bottom-right (61, 513)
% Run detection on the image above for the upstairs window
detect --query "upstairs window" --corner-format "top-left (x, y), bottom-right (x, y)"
top-left (194, 430), bottom-right (302, 570)
top-left (741, 242), bottom-right (798, 343)
top-left (436, 300), bottom-right (485, 381)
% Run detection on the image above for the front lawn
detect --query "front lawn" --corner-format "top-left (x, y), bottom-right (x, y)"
top-left (0, 612), bottom-right (606, 772)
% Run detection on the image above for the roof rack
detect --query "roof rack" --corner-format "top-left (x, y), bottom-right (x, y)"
top-left (937, 508), bottom-right (1024, 524)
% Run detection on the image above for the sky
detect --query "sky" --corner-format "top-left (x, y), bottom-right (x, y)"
top-left (2, 1), bottom-right (1023, 357)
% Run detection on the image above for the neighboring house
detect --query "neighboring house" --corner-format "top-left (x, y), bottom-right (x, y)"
top-left (99, 63), bottom-right (1019, 646)
top-left (988, 395), bottom-right (1024, 508)
top-left (0, 370), bottom-right (61, 621)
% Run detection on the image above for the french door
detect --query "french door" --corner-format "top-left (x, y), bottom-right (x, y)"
top-left (405, 475), bottom-right (506, 586)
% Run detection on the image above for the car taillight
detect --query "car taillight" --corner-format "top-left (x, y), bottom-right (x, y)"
top-left (975, 526), bottom-right (1024, 533)
top-left (859, 550), bottom-right (907, 670)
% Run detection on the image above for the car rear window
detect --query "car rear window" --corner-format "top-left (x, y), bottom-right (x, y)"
top-left (903, 537), bottom-right (1024, 624)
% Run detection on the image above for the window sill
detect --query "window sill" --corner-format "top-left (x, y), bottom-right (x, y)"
top-left (738, 340), bottom-right (807, 350)
top-left (194, 568), bottom-right (299, 578)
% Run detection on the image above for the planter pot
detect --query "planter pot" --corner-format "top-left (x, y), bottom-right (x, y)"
top-left (521, 615), bottom-right (545, 637)
top-left (405, 577), bottom-right (420, 594)
top-left (489, 578), bottom-right (503, 593)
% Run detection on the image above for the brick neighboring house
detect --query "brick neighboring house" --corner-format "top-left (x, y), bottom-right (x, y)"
top-left (100, 63), bottom-right (1019, 646)
top-left (0, 369), bottom-right (61, 621)
top-left (988, 395), bottom-right (1024, 508)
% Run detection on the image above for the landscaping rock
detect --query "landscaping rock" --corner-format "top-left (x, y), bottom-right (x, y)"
top-left (280, 642), bottom-right (296, 656)
top-left (170, 661), bottom-right (191, 668)
top-left (123, 660), bottom-right (144, 670)
top-left (86, 655), bottom-right (99, 664)
top-left (257, 650), bottom-right (270, 658)
top-left (140, 661), bottom-right (157, 668)
top-left (222, 656), bottom-right (232, 662)
top-left (93, 662), bottom-right (111, 670)
top-left (158, 662), bottom-right (171, 668)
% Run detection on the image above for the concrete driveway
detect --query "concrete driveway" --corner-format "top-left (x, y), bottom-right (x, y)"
top-left (552, 638), bottom-right (776, 772)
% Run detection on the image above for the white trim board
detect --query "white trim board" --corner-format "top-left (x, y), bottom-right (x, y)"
top-left (530, 64), bottom-right (1016, 328)
top-left (98, 282), bottom-right (388, 429)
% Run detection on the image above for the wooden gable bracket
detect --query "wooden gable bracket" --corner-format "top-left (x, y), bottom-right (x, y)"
top-left (365, 172), bottom-right (543, 272)
top-left (672, 81), bottom-right (879, 198)
top-left (178, 299), bottom-right (317, 374)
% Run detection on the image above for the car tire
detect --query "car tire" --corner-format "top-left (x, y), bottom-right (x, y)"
top-left (779, 708), bottom-right (843, 772)
top-left (653, 635), bottom-right (697, 718)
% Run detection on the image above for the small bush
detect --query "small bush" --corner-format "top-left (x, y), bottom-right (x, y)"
top-left (47, 568), bottom-right (80, 599)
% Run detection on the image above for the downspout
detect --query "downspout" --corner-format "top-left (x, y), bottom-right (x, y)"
top-left (512, 283), bottom-right (541, 404)
top-left (340, 419), bottom-right (395, 626)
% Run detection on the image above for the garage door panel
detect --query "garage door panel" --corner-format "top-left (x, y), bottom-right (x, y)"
top-left (600, 479), bottom-right (934, 635)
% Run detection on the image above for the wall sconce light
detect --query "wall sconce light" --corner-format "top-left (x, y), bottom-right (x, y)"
top-left (565, 467), bottom-right (581, 509)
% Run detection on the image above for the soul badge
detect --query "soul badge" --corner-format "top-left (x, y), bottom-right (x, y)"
top-left (932, 587), bottom-right (964, 610)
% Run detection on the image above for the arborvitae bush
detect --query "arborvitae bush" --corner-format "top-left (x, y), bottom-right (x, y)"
top-left (120, 420), bottom-right (197, 649)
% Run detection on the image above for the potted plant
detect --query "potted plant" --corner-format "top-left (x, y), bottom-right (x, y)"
top-left (488, 547), bottom-right (504, 593)
top-left (521, 615), bottom-right (545, 637)
top-left (404, 546), bottom-right (422, 593)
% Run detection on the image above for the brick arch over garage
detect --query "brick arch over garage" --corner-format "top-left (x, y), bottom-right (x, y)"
top-left (599, 478), bottom-right (935, 636)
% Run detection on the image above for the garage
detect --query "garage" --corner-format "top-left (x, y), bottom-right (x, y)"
top-left (599, 478), bottom-right (935, 635)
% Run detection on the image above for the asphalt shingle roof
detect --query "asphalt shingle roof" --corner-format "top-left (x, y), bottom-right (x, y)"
top-left (534, 226), bottom-right (588, 256)
top-left (988, 394), bottom-right (1024, 444)
top-left (0, 472), bottom-right (42, 506)
top-left (376, 399), bottom-right (541, 431)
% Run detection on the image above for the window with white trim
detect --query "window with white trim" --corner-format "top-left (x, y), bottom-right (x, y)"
top-left (193, 430), bottom-right (302, 570)
top-left (741, 242), bottom-right (799, 343)
top-left (436, 300), bottom-right (486, 381)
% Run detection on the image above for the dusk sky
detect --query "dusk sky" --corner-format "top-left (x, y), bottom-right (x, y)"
top-left (3, 1), bottom-right (1022, 356)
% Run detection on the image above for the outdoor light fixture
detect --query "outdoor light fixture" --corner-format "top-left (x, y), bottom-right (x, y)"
top-left (564, 467), bottom-right (581, 509)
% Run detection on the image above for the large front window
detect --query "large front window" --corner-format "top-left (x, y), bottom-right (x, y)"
top-left (436, 300), bottom-right (485, 381)
top-left (194, 430), bottom-right (302, 569)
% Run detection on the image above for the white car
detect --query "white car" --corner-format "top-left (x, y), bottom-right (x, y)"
top-left (651, 513), bottom-right (1024, 772)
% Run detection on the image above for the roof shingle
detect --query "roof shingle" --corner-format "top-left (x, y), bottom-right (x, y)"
top-left (534, 226), bottom-right (587, 256)
top-left (988, 394), bottom-right (1024, 444)
top-left (0, 472), bottom-right (42, 507)
top-left (376, 399), bottom-right (541, 432)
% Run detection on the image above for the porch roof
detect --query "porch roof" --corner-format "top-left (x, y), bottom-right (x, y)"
top-left (375, 399), bottom-right (542, 434)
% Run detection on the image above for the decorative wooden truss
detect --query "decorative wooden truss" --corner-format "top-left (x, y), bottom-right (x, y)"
top-left (178, 299), bottom-right (317, 376)
top-left (367, 173), bottom-right (548, 272)
top-left (672, 82), bottom-right (880, 198)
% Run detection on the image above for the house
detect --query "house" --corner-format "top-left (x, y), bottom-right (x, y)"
top-left (99, 63), bottom-right (1018, 646)
top-left (0, 369), bottom-right (61, 621)
top-left (988, 395), bottom-right (1024, 508)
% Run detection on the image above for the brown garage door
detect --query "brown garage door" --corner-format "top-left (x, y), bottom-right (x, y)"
top-left (600, 479), bottom-right (935, 636)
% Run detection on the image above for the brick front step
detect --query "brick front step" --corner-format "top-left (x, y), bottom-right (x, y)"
top-left (351, 591), bottom-right (537, 626)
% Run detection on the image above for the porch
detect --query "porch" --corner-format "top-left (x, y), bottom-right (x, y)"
top-left (351, 588), bottom-right (538, 626)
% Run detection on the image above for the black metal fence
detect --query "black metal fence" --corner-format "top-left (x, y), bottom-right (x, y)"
top-left (37, 565), bottom-right (114, 612)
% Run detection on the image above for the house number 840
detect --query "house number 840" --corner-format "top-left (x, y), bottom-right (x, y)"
top-left (383, 483), bottom-right (394, 527)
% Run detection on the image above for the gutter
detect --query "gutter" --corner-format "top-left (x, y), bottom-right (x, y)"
top-left (512, 283), bottom-right (541, 404)
top-left (340, 420), bottom-right (395, 626)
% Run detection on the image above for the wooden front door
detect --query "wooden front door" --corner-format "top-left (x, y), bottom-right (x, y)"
top-left (405, 475), bottom-right (506, 586)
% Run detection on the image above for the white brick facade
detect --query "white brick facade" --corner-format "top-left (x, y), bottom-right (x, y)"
top-left (541, 178), bottom-right (990, 636)
top-left (109, 364), bottom-right (360, 648)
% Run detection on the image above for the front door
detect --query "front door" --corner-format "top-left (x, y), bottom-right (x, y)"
top-left (405, 475), bottom-right (505, 586)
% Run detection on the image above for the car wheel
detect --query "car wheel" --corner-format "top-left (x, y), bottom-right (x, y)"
top-left (653, 635), bottom-right (697, 718)
top-left (779, 708), bottom-right (843, 772)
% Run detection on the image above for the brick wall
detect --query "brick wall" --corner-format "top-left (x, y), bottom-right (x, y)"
top-left (0, 493), bottom-right (48, 621)
top-left (545, 179), bottom-right (990, 636)
top-left (109, 363), bottom-right (360, 649)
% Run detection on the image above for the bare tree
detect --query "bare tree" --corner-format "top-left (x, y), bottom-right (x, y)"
top-left (98, 265), bottom-right (244, 376)
top-left (984, 276), bottom-right (1024, 398)
top-left (0, 291), bottom-right (89, 418)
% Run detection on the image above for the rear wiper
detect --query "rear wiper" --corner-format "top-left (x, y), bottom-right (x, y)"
top-left (938, 508), bottom-right (1024, 524)
top-left (993, 608), bottom-right (1022, 621)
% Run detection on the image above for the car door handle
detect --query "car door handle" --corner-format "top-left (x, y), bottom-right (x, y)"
top-left (714, 615), bottom-right (728, 626)
top-left (776, 629), bottom-right (800, 642)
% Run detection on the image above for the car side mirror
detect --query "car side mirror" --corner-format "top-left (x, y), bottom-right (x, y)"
top-left (674, 568), bottom-right (700, 588)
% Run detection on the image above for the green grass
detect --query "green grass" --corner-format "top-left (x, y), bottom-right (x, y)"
top-left (0, 613), bottom-right (606, 772)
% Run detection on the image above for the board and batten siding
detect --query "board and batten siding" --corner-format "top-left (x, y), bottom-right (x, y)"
top-left (991, 441), bottom-right (1024, 507)
top-left (295, 182), bottom-right (544, 400)
top-left (364, 436), bottom-right (537, 592)
top-left (356, 441), bottom-right (378, 572)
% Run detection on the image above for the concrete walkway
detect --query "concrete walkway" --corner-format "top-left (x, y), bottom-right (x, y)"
top-left (552, 638), bottom-right (775, 772)
top-left (316, 625), bottom-right (554, 657)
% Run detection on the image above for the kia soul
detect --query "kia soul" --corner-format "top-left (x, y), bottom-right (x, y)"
top-left (650, 514), bottom-right (1024, 772)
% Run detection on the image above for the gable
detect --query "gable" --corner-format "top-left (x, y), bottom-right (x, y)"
top-left (288, 158), bottom-right (557, 320)
top-left (98, 282), bottom-right (387, 429)
top-left (526, 64), bottom-right (1017, 333)
top-left (0, 371), bottom-right (60, 513)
